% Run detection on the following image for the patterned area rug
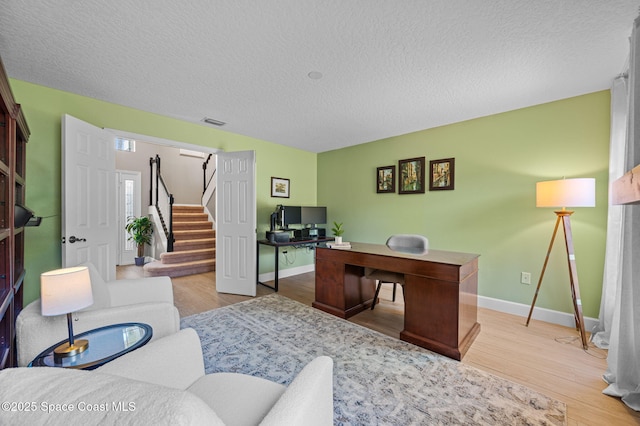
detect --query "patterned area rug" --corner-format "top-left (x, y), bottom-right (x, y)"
top-left (181, 294), bottom-right (566, 425)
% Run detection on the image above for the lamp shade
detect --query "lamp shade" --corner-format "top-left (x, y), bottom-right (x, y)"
top-left (536, 178), bottom-right (596, 208)
top-left (41, 266), bottom-right (93, 316)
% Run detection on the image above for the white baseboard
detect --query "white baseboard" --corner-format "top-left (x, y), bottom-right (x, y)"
top-left (258, 264), bottom-right (315, 284)
top-left (478, 295), bottom-right (598, 331)
top-left (266, 266), bottom-right (599, 331)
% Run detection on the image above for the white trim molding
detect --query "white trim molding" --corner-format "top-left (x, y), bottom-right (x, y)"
top-left (258, 264), bottom-right (315, 284)
top-left (478, 295), bottom-right (598, 331)
top-left (268, 266), bottom-right (598, 331)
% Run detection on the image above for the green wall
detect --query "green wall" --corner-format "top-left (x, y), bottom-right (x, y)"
top-left (318, 91), bottom-right (610, 318)
top-left (11, 79), bottom-right (317, 305)
top-left (13, 77), bottom-right (610, 319)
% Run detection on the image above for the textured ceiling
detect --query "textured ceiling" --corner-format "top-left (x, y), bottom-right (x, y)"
top-left (0, 1), bottom-right (637, 153)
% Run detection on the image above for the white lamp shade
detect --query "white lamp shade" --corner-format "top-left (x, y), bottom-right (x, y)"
top-left (536, 178), bottom-right (596, 208)
top-left (41, 266), bottom-right (93, 316)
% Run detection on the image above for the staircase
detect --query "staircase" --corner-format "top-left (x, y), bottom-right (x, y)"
top-left (144, 205), bottom-right (216, 278)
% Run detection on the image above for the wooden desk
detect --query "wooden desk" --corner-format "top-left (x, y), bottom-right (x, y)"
top-left (313, 242), bottom-right (480, 360)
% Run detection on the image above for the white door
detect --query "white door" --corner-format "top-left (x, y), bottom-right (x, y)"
top-left (117, 170), bottom-right (142, 265)
top-left (215, 151), bottom-right (256, 296)
top-left (62, 114), bottom-right (116, 281)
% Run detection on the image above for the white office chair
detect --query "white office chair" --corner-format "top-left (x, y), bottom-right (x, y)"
top-left (366, 234), bottom-right (429, 310)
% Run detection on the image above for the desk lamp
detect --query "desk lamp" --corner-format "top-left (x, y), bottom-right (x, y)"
top-left (525, 178), bottom-right (595, 350)
top-left (40, 266), bottom-right (93, 359)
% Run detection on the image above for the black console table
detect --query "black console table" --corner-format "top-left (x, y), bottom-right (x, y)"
top-left (257, 237), bottom-right (334, 291)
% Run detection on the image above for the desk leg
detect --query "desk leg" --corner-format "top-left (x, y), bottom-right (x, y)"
top-left (274, 245), bottom-right (279, 292)
top-left (256, 242), bottom-right (277, 292)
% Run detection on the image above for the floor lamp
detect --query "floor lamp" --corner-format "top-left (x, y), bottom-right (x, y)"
top-left (526, 178), bottom-right (595, 350)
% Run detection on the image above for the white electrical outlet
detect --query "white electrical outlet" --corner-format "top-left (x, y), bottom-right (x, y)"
top-left (521, 272), bottom-right (531, 285)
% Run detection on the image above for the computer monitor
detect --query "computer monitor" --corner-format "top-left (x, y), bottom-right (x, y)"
top-left (301, 206), bottom-right (327, 226)
top-left (277, 205), bottom-right (301, 227)
top-left (276, 205), bottom-right (327, 228)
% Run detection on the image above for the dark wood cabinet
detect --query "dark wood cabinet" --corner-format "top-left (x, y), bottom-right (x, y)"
top-left (0, 54), bottom-right (29, 369)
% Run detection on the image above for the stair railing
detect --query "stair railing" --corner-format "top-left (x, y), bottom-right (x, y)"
top-left (150, 155), bottom-right (175, 252)
top-left (202, 154), bottom-right (216, 225)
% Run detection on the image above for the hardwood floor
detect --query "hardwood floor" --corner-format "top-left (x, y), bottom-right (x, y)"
top-left (118, 266), bottom-right (640, 425)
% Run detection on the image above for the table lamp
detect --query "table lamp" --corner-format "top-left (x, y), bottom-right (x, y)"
top-left (40, 266), bottom-right (93, 359)
top-left (526, 178), bottom-right (595, 350)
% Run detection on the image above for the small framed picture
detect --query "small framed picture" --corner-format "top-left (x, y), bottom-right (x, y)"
top-left (429, 158), bottom-right (455, 191)
top-left (271, 177), bottom-right (290, 198)
top-left (376, 165), bottom-right (395, 193)
top-left (398, 157), bottom-right (425, 194)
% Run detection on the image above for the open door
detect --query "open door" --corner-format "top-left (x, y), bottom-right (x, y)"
top-left (62, 114), bottom-right (116, 281)
top-left (215, 150), bottom-right (256, 296)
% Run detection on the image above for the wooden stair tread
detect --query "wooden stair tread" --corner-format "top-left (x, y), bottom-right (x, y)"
top-left (161, 248), bottom-right (215, 264)
top-left (143, 258), bottom-right (215, 278)
top-left (172, 205), bottom-right (205, 213)
top-left (173, 230), bottom-right (216, 240)
top-left (173, 221), bottom-right (213, 230)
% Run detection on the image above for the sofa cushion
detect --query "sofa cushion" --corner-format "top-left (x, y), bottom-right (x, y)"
top-left (97, 328), bottom-right (205, 390)
top-left (0, 367), bottom-right (223, 425)
top-left (188, 373), bottom-right (286, 426)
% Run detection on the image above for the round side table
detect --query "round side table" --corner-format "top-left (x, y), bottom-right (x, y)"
top-left (29, 322), bottom-right (152, 370)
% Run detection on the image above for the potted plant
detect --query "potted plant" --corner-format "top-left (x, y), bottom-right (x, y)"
top-left (331, 221), bottom-right (345, 244)
top-left (125, 216), bottom-right (154, 266)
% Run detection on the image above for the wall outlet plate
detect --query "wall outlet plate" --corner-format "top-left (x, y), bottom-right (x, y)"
top-left (521, 272), bottom-right (531, 285)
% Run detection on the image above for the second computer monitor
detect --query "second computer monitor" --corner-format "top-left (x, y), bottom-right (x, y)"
top-left (301, 206), bottom-right (327, 227)
top-left (279, 205), bottom-right (326, 227)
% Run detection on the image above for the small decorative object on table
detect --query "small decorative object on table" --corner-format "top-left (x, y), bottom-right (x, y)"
top-left (329, 221), bottom-right (350, 248)
top-left (331, 221), bottom-right (344, 244)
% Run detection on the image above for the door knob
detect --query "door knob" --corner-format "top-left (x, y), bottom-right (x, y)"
top-left (68, 236), bottom-right (87, 243)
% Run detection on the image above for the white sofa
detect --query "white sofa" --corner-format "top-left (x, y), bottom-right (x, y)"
top-left (16, 262), bottom-right (180, 366)
top-left (0, 328), bottom-right (335, 425)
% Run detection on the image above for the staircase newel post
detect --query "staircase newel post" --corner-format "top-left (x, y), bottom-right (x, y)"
top-left (155, 155), bottom-right (160, 208)
top-left (168, 194), bottom-right (174, 252)
top-left (149, 157), bottom-right (154, 206)
top-left (203, 161), bottom-right (207, 195)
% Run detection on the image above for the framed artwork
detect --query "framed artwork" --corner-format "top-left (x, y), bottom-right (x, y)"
top-left (376, 165), bottom-right (395, 193)
top-left (271, 177), bottom-right (290, 198)
top-left (429, 158), bottom-right (455, 191)
top-left (398, 157), bottom-right (425, 194)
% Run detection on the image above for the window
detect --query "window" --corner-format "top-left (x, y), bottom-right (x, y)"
top-left (124, 178), bottom-right (135, 252)
top-left (115, 138), bottom-right (135, 152)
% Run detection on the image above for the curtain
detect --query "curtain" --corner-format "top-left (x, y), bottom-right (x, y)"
top-left (597, 16), bottom-right (640, 411)
top-left (591, 76), bottom-right (627, 349)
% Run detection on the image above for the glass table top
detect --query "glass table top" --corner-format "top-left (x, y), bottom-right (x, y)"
top-left (30, 322), bottom-right (152, 370)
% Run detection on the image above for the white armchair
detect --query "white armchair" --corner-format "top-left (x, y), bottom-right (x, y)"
top-left (16, 262), bottom-right (180, 367)
top-left (0, 329), bottom-right (334, 425)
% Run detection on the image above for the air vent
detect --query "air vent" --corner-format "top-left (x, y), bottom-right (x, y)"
top-left (202, 117), bottom-right (226, 127)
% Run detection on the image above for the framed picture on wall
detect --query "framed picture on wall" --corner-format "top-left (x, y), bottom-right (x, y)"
top-left (398, 157), bottom-right (425, 194)
top-left (429, 158), bottom-right (455, 191)
top-left (376, 165), bottom-right (395, 193)
top-left (271, 177), bottom-right (290, 198)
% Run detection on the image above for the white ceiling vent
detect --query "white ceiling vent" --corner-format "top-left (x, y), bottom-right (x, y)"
top-left (202, 117), bottom-right (226, 127)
